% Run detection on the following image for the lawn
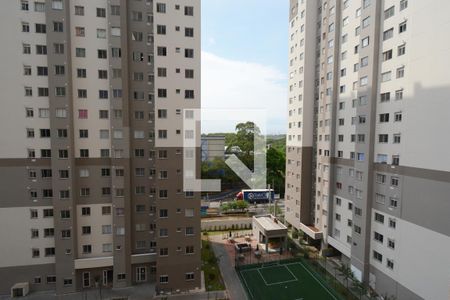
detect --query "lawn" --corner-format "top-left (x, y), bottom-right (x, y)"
top-left (238, 260), bottom-right (343, 300)
top-left (201, 239), bottom-right (226, 291)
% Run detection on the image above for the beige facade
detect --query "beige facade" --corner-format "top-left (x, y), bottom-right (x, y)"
top-left (0, 0), bottom-right (201, 296)
top-left (285, 1), bottom-right (450, 300)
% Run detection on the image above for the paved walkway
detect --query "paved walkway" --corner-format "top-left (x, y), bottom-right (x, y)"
top-left (1, 284), bottom-right (155, 300)
top-left (0, 285), bottom-right (228, 300)
top-left (209, 235), bottom-right (247, 300)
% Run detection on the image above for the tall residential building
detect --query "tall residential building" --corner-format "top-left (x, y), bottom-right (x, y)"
top-left (0, 0), bottom-right (201, 296)
top-left (285, 1), bottom-right (450, 299)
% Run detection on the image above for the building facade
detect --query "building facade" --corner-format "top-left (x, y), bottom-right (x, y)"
top-left (0, 0), bottom-right (201, 296)
top-left (201, 135), bottom-right (225, 162)
top-left (285, 1), bottom-right (450, 300)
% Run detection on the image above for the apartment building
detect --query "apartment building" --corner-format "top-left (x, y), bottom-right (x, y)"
top-left (285, 1), bottom-right (450, 299)
top-left (0, 0), bottom-right (201, 296)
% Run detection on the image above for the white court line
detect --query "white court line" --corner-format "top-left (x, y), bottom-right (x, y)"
top-left (240, 270), bottom-right (256, 300)
top-left (284, 264), bottom-right (299, 281)
top-left (257, 265), bottom-right (298, 286)
top-left (293, 262), bottom-right (339, 300)
top-left (256, 268), bottom-right (270, 286)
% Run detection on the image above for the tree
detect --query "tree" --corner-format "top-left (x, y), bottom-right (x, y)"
top-left (337, 264), bottom-right (354, 290)
top-left (351, 279), bottom-right (367, 300)
top-left (227, 122), bottom-right (262, 170)
top-left (267, 147), bottom-right (286, 196)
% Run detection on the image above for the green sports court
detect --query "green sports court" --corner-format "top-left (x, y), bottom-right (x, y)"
top-left (237, 259), bottom-right (342, 300)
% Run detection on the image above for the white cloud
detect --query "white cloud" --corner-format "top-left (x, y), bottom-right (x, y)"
top-left (201, 51), bottom-right (287, 134)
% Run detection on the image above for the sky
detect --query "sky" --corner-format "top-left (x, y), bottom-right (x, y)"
top-left (201, 0), bottom-right (289, 134)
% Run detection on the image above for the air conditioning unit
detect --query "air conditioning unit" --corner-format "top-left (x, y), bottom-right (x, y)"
top-left (11, 282), bottom-right (29, 298)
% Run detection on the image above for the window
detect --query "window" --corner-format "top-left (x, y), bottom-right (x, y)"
top-left (381, 71), bottom-right (391, 82)
top-left (388, 239), bottom-right (396, 249)
top-left (111, 27), bottom-right (121, 36)
top-left (98, 70), bottom-right (108, 79)
top-left (160, 275), bottom-right (169, 284)
top-left (387, 259), bottom-right (395, 270)
top-left (400, 0), bottom-right (408, 11)
top-left (379, 134), bottom-right (388, 143)
top-left (36, 45), bottom-right (47, 55)
top-left (384, 6), bottom-right (394, 19)
top-left (379, 113), bottom-right (389, 123)
top-left (75, 5), bottom-right (84, 15)
top-left (53, 22), bottom-right (63, 32)
top-left (102, 225), bottom-right (112, 235)
top-left (21, 0), bottom-right (29, 11)
top-left (55, 87), bottom-right (66, 97)
top-left (44, 209), bottom-right (54, 217)
top-left (102, 206), bottom-right (111, 215)
top-left (354, 225), bottom-right (361, 234)
top-left (362, 36), bottom-right (369, 47)
top-left (55, 65), bottom-right (65, 75)
top-left (380, 92), bottom-right (390, 102)
top-left (185, 208), bottom-right (194, 217)
top-left (78, 109), bottom-right (88, 119)
top-left (99, 90), bottom-right (108, 99)
top-left (360, 76), bottom-right (368, 86)
top-left (82, 245), bottom-right (92, 254)
top-left (80, 149), bottom-right (89, 158)
top-left (159, 228), bottom-right (168, 238)
top-left (155, 2), bottom-right (166, 13)
top-left (111, 5), bottom-right (120, 15)
top-left (398, 44), bottom-right (406, 56)
top-left (383, 28), bottom-right (394, 41)
top-left (374, 231), bottom-right (384, 243)
top-left (373, 251), bottom-right (383, 262)
top-left (396, 67), bottom-right (405, 78)
top-left (23, 44), bottom-right (31, 54)
top-left (51, 0), bottom-right (63, 10)
top-left (185, 246), bottom-right (195, 254)
top-left (361, 56), bottom-right (369, 67)
top-left (185, 273), bottom-right (195, 281)
top-left (82, 226), bottom-right (91, 235)
top-left (81, 207), bottom-right (91, 216)
top-left (96, 7), bottom-right (106, 17)
top-left (185, 6), bottom-right (194, 16)
top-left (157, 46), bottom-right (167, 56)
top-left (80, 188), bottom-right (90, 197)
top-left (35, 24), bottom-right (46, 33)
top-left (76, 48), bottom-right (86, 57)
top-left (155, 187), bottom-right (168, 199)
top-left (185, 90), bottom-right (195, 99)
top-left (131, 31), bottom-right (143, 41)
top-left (375, 212), bottom-right (385, 223)
top-left (111, 47), bottom-right (121, 58)
top-left (47, 276), bottom-right (56, 284)
top-left (185, 27), bottom-right (194, 37)
top-left (390, 197), bottom-right (398, 208)
top-left (98, 49), bottom-right (107, 59)
top-left (75, 27), bottom-right (85, 37)
top-left (399, 21), bottom-right (407, 33)
top-left (78, 89), bottom-right (87, 98)
top-left (185, 48), bottom-right (194, 58)
top-left (391, 176), bottom-right (399, 186)
top-left (157, 25), bottom-right (166, 35)
top-left (54, 43), bottom-right (64, 54)
top-left (394, 112), bottom-right (402, 122)
top-left (383, 49), bottom-right (393, 61)
top-left (389, 218), bottom-right (397, 228)
top-left (362, 16), bottom-right (370, 28)
top-left (37, 66), bottom-right (48, 76)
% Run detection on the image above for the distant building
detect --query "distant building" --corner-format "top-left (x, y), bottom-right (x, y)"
top-left (201, 136), bottom-right (225, 161)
